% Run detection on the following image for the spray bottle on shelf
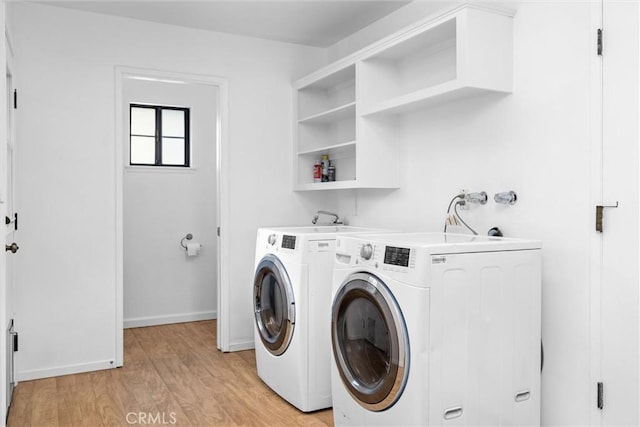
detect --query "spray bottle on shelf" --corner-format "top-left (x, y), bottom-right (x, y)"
top-left (321, 154), bottom-right (330, 182)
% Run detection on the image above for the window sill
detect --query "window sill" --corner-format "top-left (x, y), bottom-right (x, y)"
top-left (125, 165), bottom-right (197, 174)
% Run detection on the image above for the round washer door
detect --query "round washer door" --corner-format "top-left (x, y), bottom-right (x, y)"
top-left (331, 272), bottom-right (409, 412)
top-left (254, 254), bottom-right (295, 356)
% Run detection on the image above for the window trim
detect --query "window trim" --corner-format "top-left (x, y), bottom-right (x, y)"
top-left (129, 103), bottom-right (190, 167)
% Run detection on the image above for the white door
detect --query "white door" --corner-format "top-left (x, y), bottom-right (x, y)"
top-left (594, 1), bottom-right (640, 425)
top-left (4, 48), bottom-right (18, 415)
top-left (4, 134), bottom-right (16, 417)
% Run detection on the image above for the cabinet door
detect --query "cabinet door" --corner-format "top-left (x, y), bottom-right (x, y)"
top-left (429, 251), bottom-right (541, 426)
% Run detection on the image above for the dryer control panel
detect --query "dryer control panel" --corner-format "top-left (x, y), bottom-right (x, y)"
top-left (335, 238), bottom-right (418, 277)
top-left (356, 243), bottom-right (415, 271)
top-left (383, 246), bottom-right (411, 267)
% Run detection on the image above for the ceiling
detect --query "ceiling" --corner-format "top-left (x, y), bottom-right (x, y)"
top-left (39, 1), bottom-right (413, 47)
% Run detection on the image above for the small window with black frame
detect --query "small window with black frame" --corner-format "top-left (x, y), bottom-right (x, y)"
top-left (130, 104), bottom-right (190, 167)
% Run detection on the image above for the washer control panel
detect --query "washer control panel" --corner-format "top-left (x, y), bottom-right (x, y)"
top-left (281, 235), bottom-right (296, 250)
top-left (360, 243), bottom-right (373, 260)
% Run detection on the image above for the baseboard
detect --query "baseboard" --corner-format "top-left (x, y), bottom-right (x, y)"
top-left (17, 359), bottom-right (115, 382)
top-left (227, 340), bottom-right (255, 352)
top-left (124, 310), bottom-right (217, 329)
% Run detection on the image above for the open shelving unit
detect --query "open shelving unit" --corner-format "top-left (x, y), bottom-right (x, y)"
top-left (293, 5), bottom-right (514, 191)
top-left (295, 63), bottom-right (359, 189)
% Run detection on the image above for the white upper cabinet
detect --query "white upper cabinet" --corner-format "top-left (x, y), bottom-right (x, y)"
top-left (293, 5), bottom-right (514, 191)
top-left (360, 7), bottom-right (513, 117)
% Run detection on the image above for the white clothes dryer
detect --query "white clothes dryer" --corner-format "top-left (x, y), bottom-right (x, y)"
top-left (330, 232), bottom-right (542, 426)
top-left (253, 226), bottom-right (389, 412)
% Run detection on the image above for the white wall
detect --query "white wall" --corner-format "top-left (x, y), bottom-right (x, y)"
top-left (327, 1), bottom-right (603, 425)
top-left (123, 78), bottom-right (218, 328)
top-left (12, 2), bottom-right (328, 380)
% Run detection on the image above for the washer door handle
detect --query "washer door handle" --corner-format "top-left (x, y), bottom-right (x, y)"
top-left (289, 301), bottom-right (296, 320)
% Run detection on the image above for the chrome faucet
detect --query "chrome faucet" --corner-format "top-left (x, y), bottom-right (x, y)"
top-left (312, 210), bottom-right (343, 225)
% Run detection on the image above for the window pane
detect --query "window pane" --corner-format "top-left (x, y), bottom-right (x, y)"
top-left (131, 107), bottom-right (156, 135)
top-left (162, 109), bottom-right (185, 137)
top-left (162, 137), bottom-right (185, 165)
top-left (131, 136), bottom-right (155, 164)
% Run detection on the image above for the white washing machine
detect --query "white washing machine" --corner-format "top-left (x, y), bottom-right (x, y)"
top-left (330, 232), bottom-right (542, 426)
top-left (253, 226), bottom-right (389, 412)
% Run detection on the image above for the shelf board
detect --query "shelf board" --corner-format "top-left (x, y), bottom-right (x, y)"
top-left (366, 19), bottom-right (456, 62)
top-left (295, 180), bottom-right (358, 191)
top-left (298, 102), bottom-right (356, 124)
top-left (297, 141), bottom-right (356, 157)
top-left (297, 64), bottom-right (356, 91)
top-left (360, 80), bottom-right (509, 117)
top-left (294, 180), bottom-right (400, 191)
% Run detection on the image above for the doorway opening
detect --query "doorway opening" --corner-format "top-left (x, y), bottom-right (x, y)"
top-left (115, 67), bottom-right (230, 366)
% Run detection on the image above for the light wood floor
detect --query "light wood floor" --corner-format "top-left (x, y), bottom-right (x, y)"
top-left (7, 320), bottom-right (333, 426)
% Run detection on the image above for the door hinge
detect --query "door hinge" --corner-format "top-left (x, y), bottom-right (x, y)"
top-left (5, 213), bottom-right (17, 230)
top-left (13, 89), bottom-right (17, 109)
top-left (8, 318), bottom-right (17, 352)
top-left (597, 29), bottom-right (603, 56)
top-left (597, 382), bottom-right (604, 410)
top-left (595, 202), bottom-right (618, 232)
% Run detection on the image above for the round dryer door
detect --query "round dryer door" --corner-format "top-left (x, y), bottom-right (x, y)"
top-left (331, 272), bottom-right (409, 412)
top-left (254, 254), bottom-right (295, 356)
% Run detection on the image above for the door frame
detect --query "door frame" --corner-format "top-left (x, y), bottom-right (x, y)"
top-left (114, 66), bottom-right (230, 365)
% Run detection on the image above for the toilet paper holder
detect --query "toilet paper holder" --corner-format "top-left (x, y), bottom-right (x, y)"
top-left (180, 233), bottom-right (193, 249)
